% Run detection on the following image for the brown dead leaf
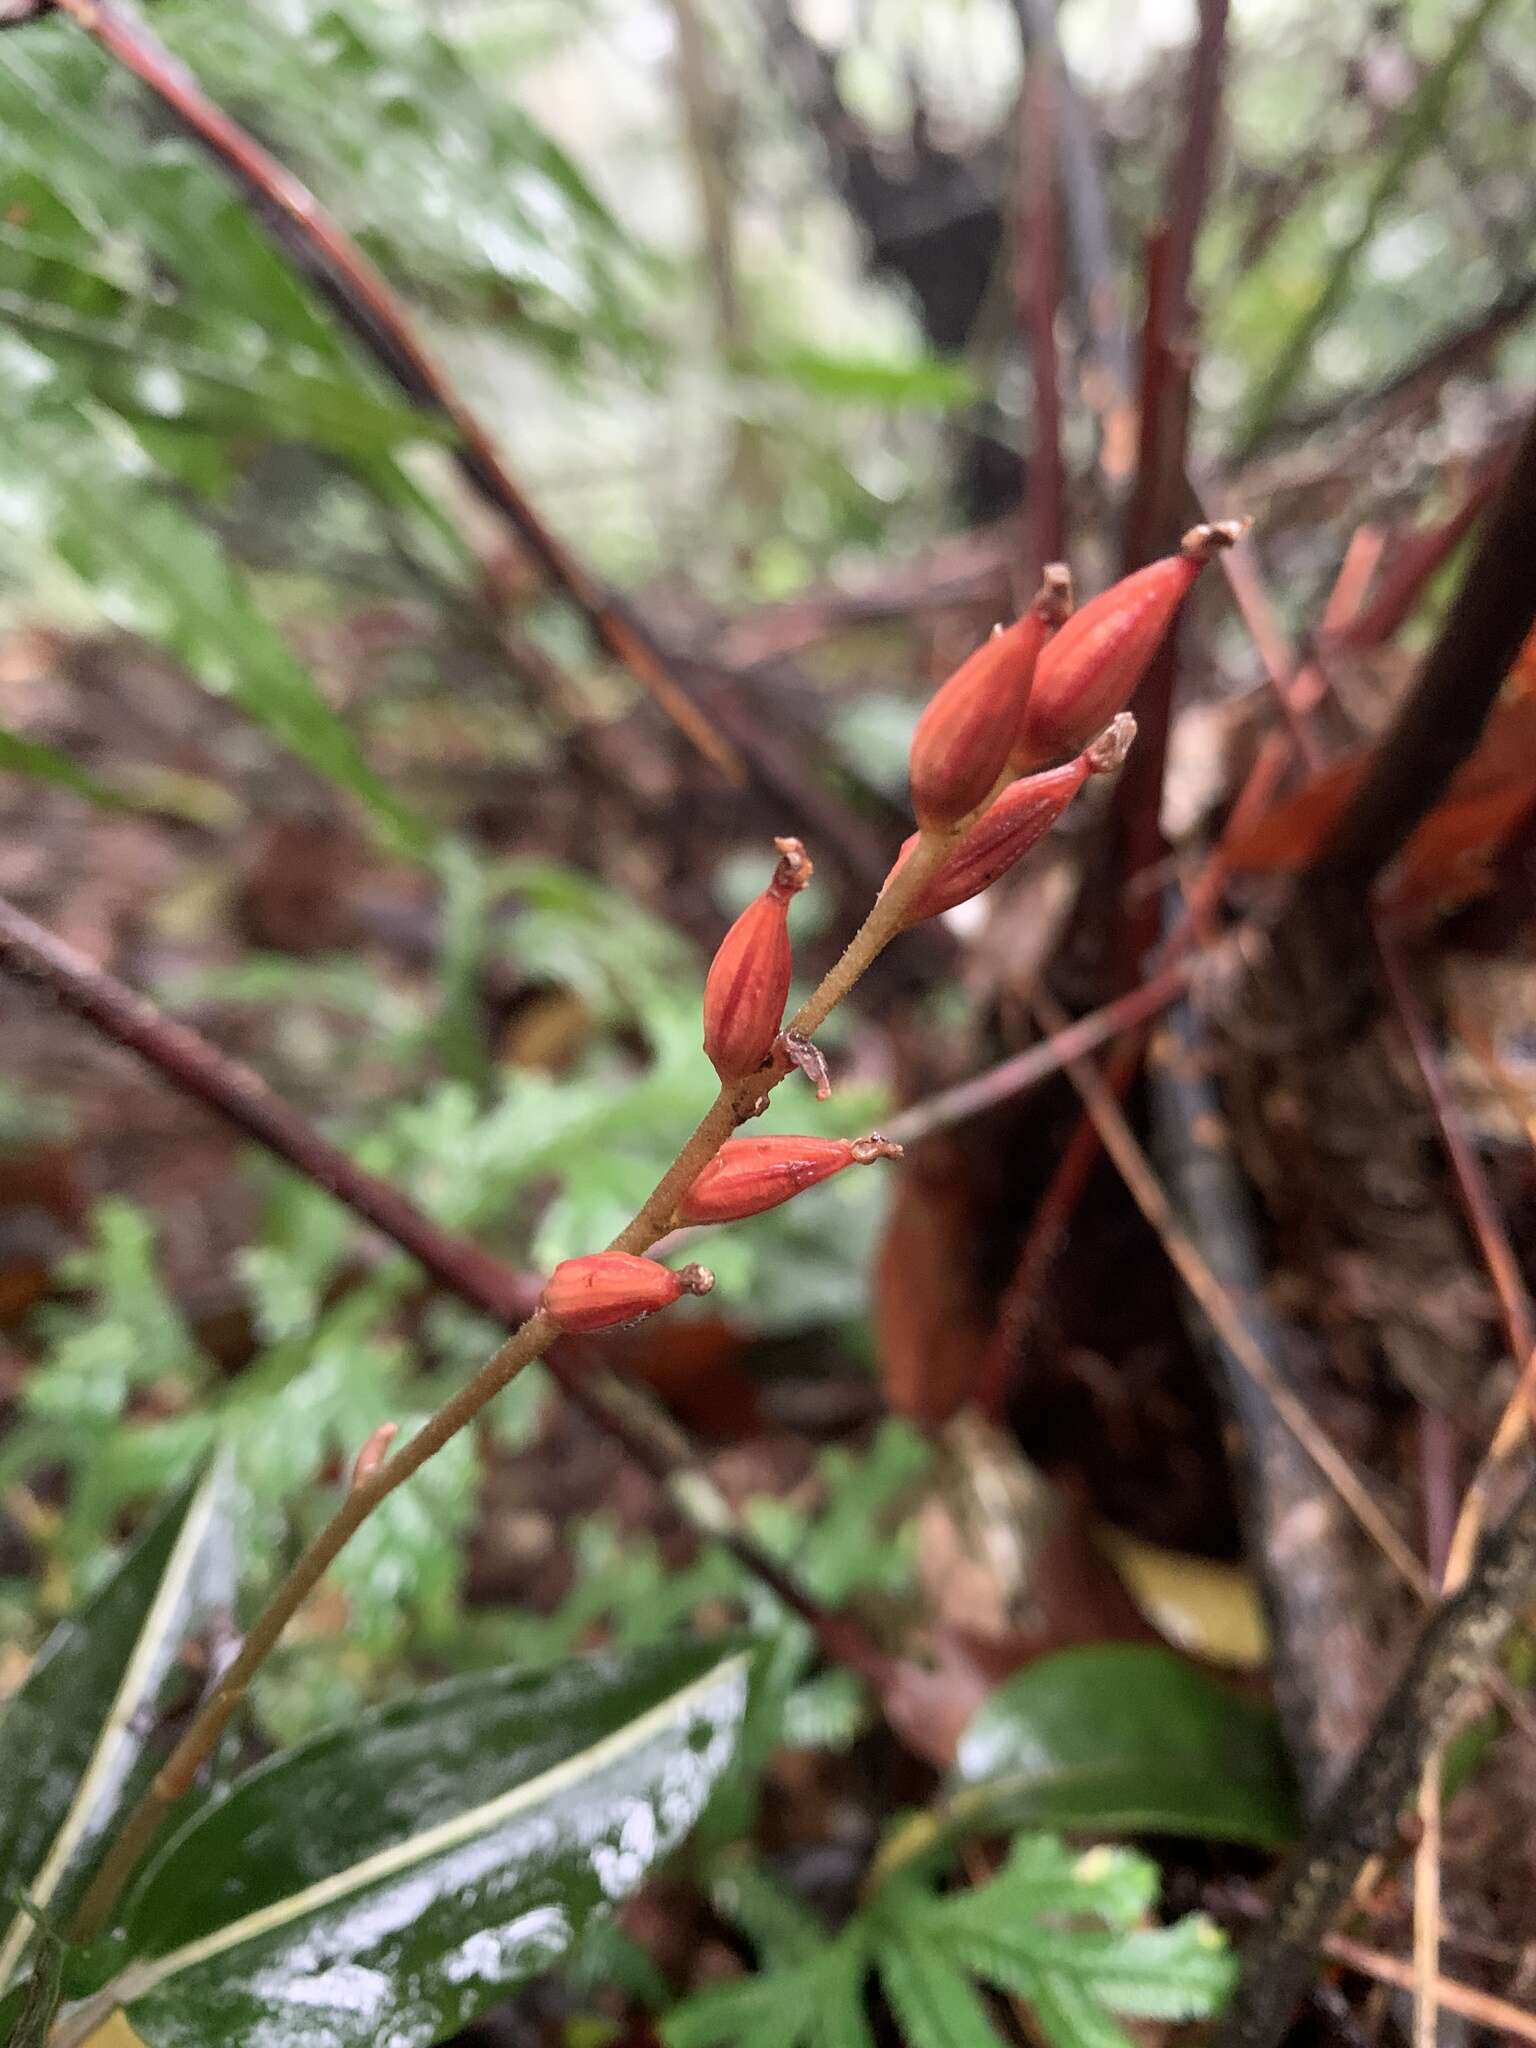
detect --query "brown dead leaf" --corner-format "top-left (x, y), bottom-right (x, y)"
top-left (605, 1313), bottom-right (769, 1441)
top-left (1224, 693), bottom-right (1536, 914)
top-left (874, 1139), bottom-right (992, 1425)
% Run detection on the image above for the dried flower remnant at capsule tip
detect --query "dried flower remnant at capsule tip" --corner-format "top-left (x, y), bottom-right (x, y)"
top-left (907, 565), bottom-right (1074, 831)
top-left (676, 1132), bottom-right (904, 1226)
top-left (541, 1253), bottom-right (715, 1334)
top-left (886, 714), bottom-right (1137, 926)
top-left (702, 836), bottom-right (812, 1083)
top-left (1012, 520), bottom-right (1247, 773)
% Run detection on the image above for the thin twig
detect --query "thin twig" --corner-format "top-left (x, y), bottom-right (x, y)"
top-left (1412, 1759), bottom-right (1442, 2048)
top-left (1030, 985), bottom-right (1431, 1594)
top-left (45, 0), bottom-right (748, 781)
top-left (1325, 1936), bottom-right (1536, 2044)
top-left (1104, 0), bottom-right (1227, 968)
top-left (0, 898), bottom-right (537, 1323)
top-left (1233, 0), bottom-right (1513, 459)
top-left (884, 949), bottom-right (1207, 1147)
top-left (1161, 0), bottom-right (1229, 338)
top-left (1376, 934), bottom-right (1536, 1371)
top-left (1248, 272), bottom-right (1536, 453)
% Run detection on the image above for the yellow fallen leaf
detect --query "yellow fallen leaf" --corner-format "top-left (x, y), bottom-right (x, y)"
top-left (1096, 1524), bottom-right (1269, 1670)
top-left (80, 2014), bottom-right (149, 2048)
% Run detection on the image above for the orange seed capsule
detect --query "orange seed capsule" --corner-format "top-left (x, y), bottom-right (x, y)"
top-left (676, 1132), bottom-right (903, 1226)
top-left (1013, 522), bottom-right (1245, 771)
top-left (887, 714), bottom-right (1135, 926)
top-left (908, 565), bottom-right (1072, 829)
top-left (703, 837), bottom-right (811, 1083)
top-left (541, 1253), bottom-right (715, 1334)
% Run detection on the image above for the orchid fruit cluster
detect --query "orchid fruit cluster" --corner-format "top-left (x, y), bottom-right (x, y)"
top-left (540, 523), bottom-right (1243, 1336)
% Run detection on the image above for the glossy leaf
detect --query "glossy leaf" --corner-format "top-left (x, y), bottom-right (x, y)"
top-left (7, 1917), bottom-right (65, 2048)
top-left (65, 1641), bottom-right (751, 2048)
top-left (947, 1644), bottom-right (1297, 1849)
top-left (0, 1458), bottom-right (236, 1999)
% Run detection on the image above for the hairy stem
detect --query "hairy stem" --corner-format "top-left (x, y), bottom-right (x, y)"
top-left (790, 830), bottom-right (955, 1040)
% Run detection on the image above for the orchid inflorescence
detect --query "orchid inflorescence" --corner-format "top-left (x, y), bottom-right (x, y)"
top-left (539, 523), bottom-right (1242, 1334)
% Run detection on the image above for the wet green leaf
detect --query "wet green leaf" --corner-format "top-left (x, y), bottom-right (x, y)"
top-left (946, 1644), bottom-right (1298, 1849)
top-left (68, 1641), bottom-right (751, 2048)
top-left (0, 1460), bottom-right (236, 1999)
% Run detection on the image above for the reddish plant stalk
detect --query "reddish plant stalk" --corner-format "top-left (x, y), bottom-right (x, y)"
top-left (982, 529), bottom-right (1366, 1411)
top-left (1013, 59), bottom-right (1066, 577)
top-left (1102, 0), bottom-right (1227, 967)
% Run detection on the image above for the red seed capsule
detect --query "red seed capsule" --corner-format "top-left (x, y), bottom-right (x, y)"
top-left (886, 714), bottom-right (1135, 926)
top-left (1012, 522), bottom-right (1245, 771)
top-left (541, 1253), bottom-right (714, 1334)
top-left (908, 566), bottom-right (1072, 830)
top-left (703, 837), bottom-right (811, 1083)
top-left (676, 1132), bottom-right (903, 1226)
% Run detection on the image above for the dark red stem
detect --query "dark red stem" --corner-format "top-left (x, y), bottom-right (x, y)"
top-left (1013, 59), bottom-right (1065, 576)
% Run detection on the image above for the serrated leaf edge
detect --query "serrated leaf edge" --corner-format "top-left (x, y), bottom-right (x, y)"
top-left (59, 1649), bottom-right (751, 2045)
top-left (0, 1456), bottom-right (231, 1997)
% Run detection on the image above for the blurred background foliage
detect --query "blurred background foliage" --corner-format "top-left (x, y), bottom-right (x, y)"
top-left (4, 0), bottom-right (1533, 1697)
top-left (0, 0), bottom-right (1532, 2001)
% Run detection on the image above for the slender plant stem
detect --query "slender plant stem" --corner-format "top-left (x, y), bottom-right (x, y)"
top-left (885, 948), bottom-right (1205, 1146)
top-left (62, 824), bottom-right (958, 1940)
top-left (1324, 1936), bottom-right (1536, 2044)
top-left (1012, 59), bottom-right (1065, 577)
top-left (72, 1309), bottom-right (553, 1938)
top-left (1030, 986), bottom-right (1432, 1596)
top-left (789, 832), bottom-right (954, 1041)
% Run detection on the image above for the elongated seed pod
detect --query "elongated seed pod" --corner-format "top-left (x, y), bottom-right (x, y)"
top-left (677, 1132), bottom-right (903, 1226)
top-left (703, 837), bottom-right (811, 1083)
top-left (541, 1253), bottom-right (714, 1334)
top-left (908, 566), bottom-right (1072, 829)
top-left (1012, 522), bottom-right (1244, 771)
top-left (887, 715), bottom-right (1135, 926)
